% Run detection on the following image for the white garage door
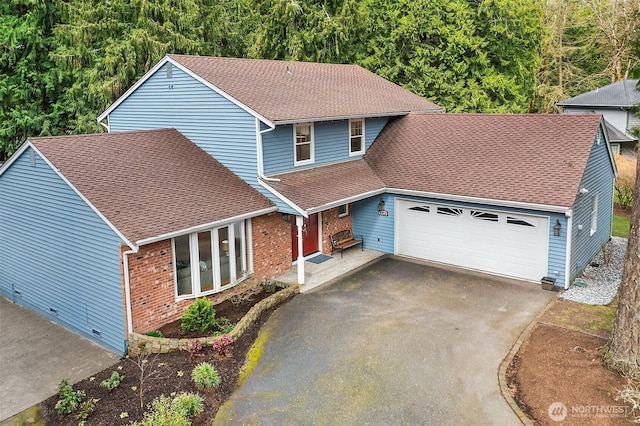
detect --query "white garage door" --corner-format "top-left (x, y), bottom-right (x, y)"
top-left (396, 200), bottom-right (549, 281)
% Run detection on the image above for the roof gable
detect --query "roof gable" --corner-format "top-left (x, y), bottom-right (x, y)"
top-left (28, 129), bottom-right (273, 245)
top-left (365, 113), bottom-right (607, 209)
top-left (557, 79), bottom-right (640, 108)
top-left (99, 55), bottom-right (442, 125)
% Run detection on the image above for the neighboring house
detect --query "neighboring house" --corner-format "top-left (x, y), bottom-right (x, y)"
top-left (557, 79), bottom-right (639, 155)
top-left (0, 55), bottom-right (616, 353)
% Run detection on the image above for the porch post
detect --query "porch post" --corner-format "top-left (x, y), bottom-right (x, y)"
top-left (296, 215), bottom-right (305, 284)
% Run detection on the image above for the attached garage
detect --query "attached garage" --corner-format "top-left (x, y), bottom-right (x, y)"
top-left (396, 199), bottom-right (549, 281)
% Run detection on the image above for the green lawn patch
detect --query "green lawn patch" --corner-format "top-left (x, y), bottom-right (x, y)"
top-left (612, 214), bottom-right (630, 238)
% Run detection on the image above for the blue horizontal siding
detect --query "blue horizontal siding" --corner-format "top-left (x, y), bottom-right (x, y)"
top-left (264, 117), bottom-right (391, 176)
top-left (0, 147), bottom-right (126, 353)
top-left (353, 193), bottom-right (569, 287)
top-left (352, 196), bottom-right (395, 253)
top-left (569, 127), bottom-right (615, 281)
top-left (109, 64), bottom-right (259, 187)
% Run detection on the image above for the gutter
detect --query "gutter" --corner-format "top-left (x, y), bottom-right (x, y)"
top-left (388, 188), bottom-right (571, 214)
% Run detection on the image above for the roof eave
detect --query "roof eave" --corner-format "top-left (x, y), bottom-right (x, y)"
top-left (305, 188), bottom-right (387, 214)
top-left (272, 108), bottom-right (444, 125)
top-left (387, 188), bottom-right (572, 214)
top-left (135, 205), bottom-right (278, 246)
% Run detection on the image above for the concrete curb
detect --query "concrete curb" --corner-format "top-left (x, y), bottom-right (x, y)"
top-left (497, 294), bottom-right (559, 425)
top-left (128, 285), bottom-right (300, 356)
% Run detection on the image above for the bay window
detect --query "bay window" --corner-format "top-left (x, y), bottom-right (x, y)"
top-left (173, 220), bottom-right (248, 298)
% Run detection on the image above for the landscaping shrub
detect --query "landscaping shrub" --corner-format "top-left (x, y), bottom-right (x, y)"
top-left (55, 378), bottom-right (86, 415)
top-left (172, 392), bottom-right (204, 418)
top-left (191, 362), bottom-right (221, 389)
top-left (145, 330), bottom-right (163, 338)
top-left (614, 154), bottom-right (636, 208)
top-left (261, 279), bottom-right (277, 293)
top-left (130, 395), bottom-right (190, 426)
top-left (100, 371), bottom-right (124, 391)
top-left (181, 298), bottom-right (216, 333)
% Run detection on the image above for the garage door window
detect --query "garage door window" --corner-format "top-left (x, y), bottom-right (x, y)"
top-left (507, 216), bottom-right (535, 227)
top-left (471, 211), bottom-right (498, 222)
top-left (409, 205), bottom-right (430, 213)
top-left (437, 207), bottom-right (462, 216)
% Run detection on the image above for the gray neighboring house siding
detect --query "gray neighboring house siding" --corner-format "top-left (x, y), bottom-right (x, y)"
top-left (0, 146), bottom-right (126, 353)
top-left (569, 127), bottom-right (615, 281)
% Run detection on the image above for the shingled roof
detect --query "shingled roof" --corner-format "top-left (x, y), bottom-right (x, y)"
top-left (266, 159), bottom-right (385, 212)
top-left (365, 113), bottom-right (607, 208)
top-left (29, 129), bottom-right (273, 246)
top-left (557, 79), bottom-right (639, 108)
top-left (166, 55), bottom-right (442, 123)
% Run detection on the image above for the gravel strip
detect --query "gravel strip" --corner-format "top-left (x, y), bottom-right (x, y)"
top-left (560, 236), bottom-right (627, 305)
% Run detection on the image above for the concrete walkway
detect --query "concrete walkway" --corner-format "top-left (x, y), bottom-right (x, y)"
top-left (215, 257), bottom-right (555, 425)
top-left (0, 297), bottom-right (120, 421)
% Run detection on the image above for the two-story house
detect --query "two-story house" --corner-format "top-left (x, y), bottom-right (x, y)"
top-left (0, 55), bottom-right (616, 354)
top-left (557, 79), bottom-right (639, 155)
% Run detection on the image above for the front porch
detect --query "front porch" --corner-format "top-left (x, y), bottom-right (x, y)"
top-left (275, 248), bottom-right (385, 293)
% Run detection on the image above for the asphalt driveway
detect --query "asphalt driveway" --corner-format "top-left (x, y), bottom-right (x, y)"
top-left (0, 297), bottom-right (119, 421)
top-left (215, 257), bottom-right (554, 425)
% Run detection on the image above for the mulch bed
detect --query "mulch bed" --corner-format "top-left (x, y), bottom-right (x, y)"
top-left (507, 323), bottom-right (637, 425)
top-left (39, 292), bottom-right (291, 425)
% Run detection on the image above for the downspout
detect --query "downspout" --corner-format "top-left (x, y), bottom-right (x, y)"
top-left (255, 118), bottom-right (304, 284)
top-left (122, 246), bottom-right (139, 345)
top-left (564, 210), bottom-right (573, 290)
top-left (256, 118), bottom-right (280, 182)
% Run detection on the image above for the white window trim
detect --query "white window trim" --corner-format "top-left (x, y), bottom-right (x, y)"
top-left (338, 204), bottom-right (349, 218)
top-left (590, 193), bottom-right (598, 236)
top-left (294, 122), bottom-right (314, 166)
top-left (173, 220), bottom-right (249, 300)
top-left (349, 119), bottom-right (365, 156)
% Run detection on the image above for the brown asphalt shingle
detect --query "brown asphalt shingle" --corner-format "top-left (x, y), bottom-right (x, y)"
top-left (267, 159), bottom-right (385, 211)
top-left (365, 113), bottom-right (606, 208)
top-left (30, 129), bottom-right (272, 245)
top-left (169, 55), bottom-right (442, 123)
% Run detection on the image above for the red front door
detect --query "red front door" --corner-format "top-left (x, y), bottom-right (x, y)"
top-left (291, 213), bottom-right (319, 260)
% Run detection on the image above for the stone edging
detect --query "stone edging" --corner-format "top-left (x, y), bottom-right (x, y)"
top-left (497, 294), bottom-right (558, 425)
top-left (128, 285), bottom-right (300, 356)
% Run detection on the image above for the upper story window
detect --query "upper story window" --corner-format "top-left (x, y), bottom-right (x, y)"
top-left (294, 123), bottom-right (314, 165)
top-left (349, 119), bottom-right (365, 155)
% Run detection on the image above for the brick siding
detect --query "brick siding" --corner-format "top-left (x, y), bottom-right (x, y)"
top-left (120, 213), bottom-right (293, 334)
top-left (321, 206), bottom-right (354, 254)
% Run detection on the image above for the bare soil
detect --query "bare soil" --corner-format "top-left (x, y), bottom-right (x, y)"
top-left (508, 299), bottom-right (638, 425)
top-left (39, 292), bottom-right (291, 425)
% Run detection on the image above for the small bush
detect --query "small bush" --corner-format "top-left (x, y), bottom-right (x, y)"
top-left (181, 298), bottom-right (216, 333)
top-left (55, 378), bottom-right (86, 414)
top-left (130, 395), bottom-right (190, 426)
top-left (180, 339), bottom-right (205, 363)
top-left (261, 279), bottom-right (277, 293)
top-left (215, 317), bottom-right (235, 334)
top-left (212, 334), bottom-right (233, 358)
top-left (100, 371), bottom-right (125, 391)
top-left (77, 398), bottom-right (99, 421)
top-left (191, 362), bottom-right (221, 389)
top-left (172, 392), bottom-right (204, 418)
top-left (145, 330), bottom-right (163, 338)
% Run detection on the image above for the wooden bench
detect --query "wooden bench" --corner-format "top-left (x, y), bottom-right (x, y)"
top-left (330, 229), bottom-right (364, 258)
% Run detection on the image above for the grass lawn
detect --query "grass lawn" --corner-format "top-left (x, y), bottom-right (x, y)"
top-left (613, 214), bottom-right (630, 238)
